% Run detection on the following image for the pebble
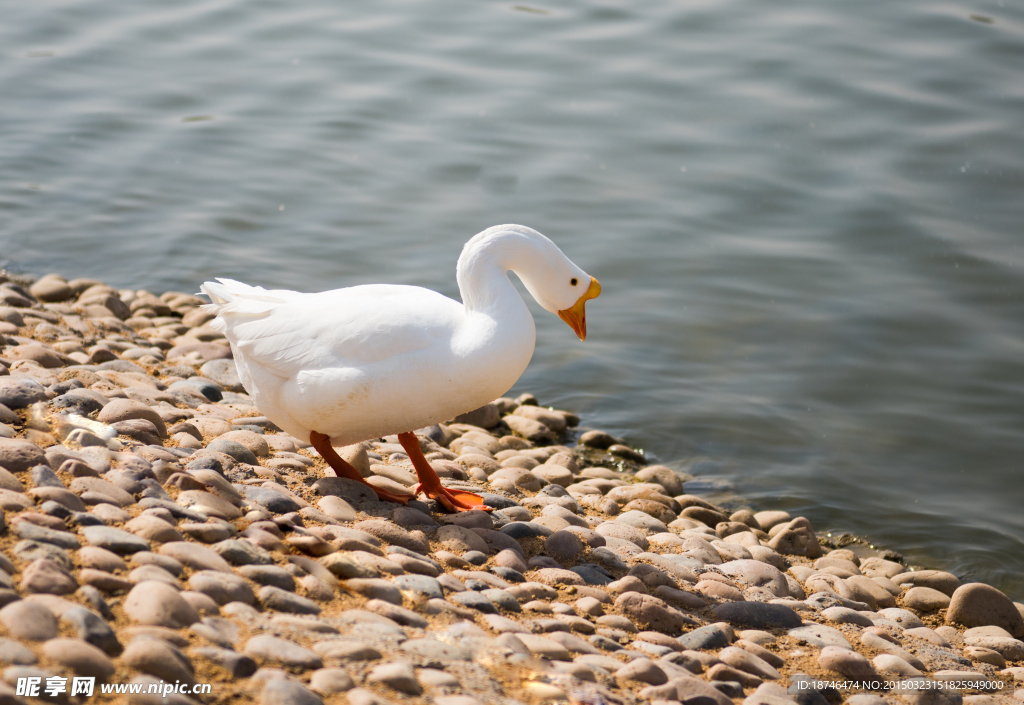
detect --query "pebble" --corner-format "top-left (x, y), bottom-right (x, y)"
top-left (160, 541), bottom-right (234, 572)
top-left (0, 638), bottom-right (37, 665)
top-left (60, 606), bottom-right (122, 656)
top-left (41, 638), bottom-right (116, 677)
top-left (259, 584), bottom-right (321, 614)
top-left (905, 586), bottom-right (953, 612)
top-left (21, 558), bottom-right (78, 595)
top-left (0, 600), bottom-right (58, 640)
top-left (262, 680), bottom-right (325, 705)
top-left (818, 645), bottom-right (878, 678)
top-left (713, 601), bottom-right (803, 629)
top-left (946, 583), bottom-right (1024, 638)
top-left (245, 635), bottom-right (323, 670)
top-left (121, 636), bottom-right (196, 685)
top-left (123, 581), bottom-right (200, 628)
top-left (309, 667), bottom-right (355, 694)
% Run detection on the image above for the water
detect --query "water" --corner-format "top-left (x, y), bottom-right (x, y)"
top-left (3, 0), bottom-right (1023, 597)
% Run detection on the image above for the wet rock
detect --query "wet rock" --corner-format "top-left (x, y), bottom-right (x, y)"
top-left (123, 581), bottom-right (200, 628)
top-left (946, 584), bottom-right (1024, 637)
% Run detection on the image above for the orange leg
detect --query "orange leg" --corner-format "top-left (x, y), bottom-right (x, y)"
top-left (397, 432), bottom-right (491, 513)
top-left (309, 431), bottom-right (413, 505)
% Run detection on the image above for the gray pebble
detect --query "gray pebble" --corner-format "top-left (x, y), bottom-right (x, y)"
top-left (122, 636), bottom-right (196, 686)
top-left (241, 485), bottom-right (301, 514)
top-left (189, 616), bottom-right (240, 648)
top-left (193, 646), bottom-right (257, 678)
top-left (262, 679), bottom-right (325, 705)
top-left (259, 585), bottom-right (321, 615)
top-left (60, 606), bottom-right (122, 656)
top-left (449, 591), bottom-right (497, 614)
top-left (367, 661), bottom-right (422, 695)
top-left (78, 585), bottom-right (115, 620)
top-left (393, 575), bottom-right (443, 600)
top-left (0, 380), bottom-right (48, 410)
top-left (676, 623), bottom-right (734, 651)
top-left (189, 570), bottom-right (256, 605)
top-left (344, 578), bottom-right (402, 605)
top-left (238, 565), bottom-right (296, 591)
top-left (481, 588), bottom-right (521, 612)
top-left (213, 538), bottom-right (274, 566)
top-left (712, 601), bottom-right (802, 629)
top-left (208, 439), bottom-right (258, 465)
top-left (81, 525), bottom-right (150, 554)
top-left (13, 521), bottom-right (81, 550)
top-left (245, 635), bottom-right (323, 670)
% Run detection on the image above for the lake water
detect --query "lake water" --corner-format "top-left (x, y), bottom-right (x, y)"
top-left (3, 0), bottom-right (1023, 598)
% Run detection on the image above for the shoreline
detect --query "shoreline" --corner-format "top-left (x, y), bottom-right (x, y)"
top-left (0, 270), bottom-right (1022, 705)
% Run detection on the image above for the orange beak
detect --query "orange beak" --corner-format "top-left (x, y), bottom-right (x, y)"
top-left (558, 277), bottom-right (601, 341)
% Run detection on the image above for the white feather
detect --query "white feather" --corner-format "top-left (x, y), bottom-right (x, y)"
top-left (200, 225), bottom-right (593, 447)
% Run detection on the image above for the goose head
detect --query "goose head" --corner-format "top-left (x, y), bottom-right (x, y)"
top-left (458, 224), bottom-right (601, 340)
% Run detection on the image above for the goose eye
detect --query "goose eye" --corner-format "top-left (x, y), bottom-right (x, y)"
top-left (570, 278), bottom-right (578, 286)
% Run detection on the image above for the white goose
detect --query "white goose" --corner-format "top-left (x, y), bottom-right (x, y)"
top-left (200, 224), bottom-right (600, 512)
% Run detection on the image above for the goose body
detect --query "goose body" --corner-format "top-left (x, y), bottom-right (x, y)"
top-left (200, 224), bottom-right (600, 511)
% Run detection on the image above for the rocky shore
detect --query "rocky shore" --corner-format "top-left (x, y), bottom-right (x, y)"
top-left (0, 271), bottom-right (1022, 705)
